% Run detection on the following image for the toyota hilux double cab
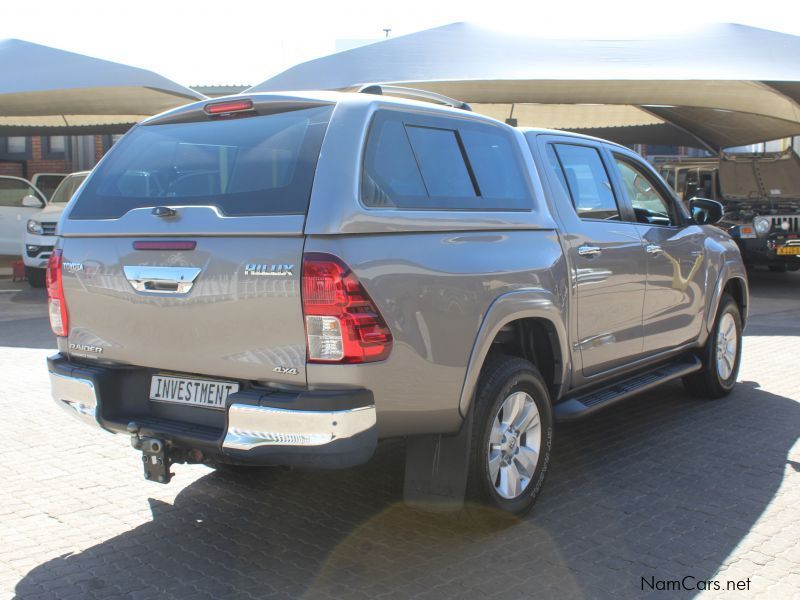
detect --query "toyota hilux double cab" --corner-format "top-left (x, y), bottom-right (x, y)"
top-left (47, 88), bottom-right (748, 516)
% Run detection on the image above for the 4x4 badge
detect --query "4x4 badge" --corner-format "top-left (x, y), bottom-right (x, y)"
top-left (273, 366), bottom-right (299, 375)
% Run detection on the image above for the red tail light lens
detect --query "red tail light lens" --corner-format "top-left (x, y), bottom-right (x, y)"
top-left (204, 99), bottom-right (254, 115)
top-left (46, 249), bottom-right (69, 337)
top-left (302, 253), bottom-right (392, 363)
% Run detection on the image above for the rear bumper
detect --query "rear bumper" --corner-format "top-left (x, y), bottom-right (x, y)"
top-left (48, 354), bottom-right (377, 469)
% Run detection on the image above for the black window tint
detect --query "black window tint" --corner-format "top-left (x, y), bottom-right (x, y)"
top-left (545, 144), bottom-right (571, 199)
top-left (405, 126), bottom-right (475, 198)
top-left (553, 144), bottom-right (620, 220)
top-left (460, 128), bottom-right (527, 201)
top-left (69, 105), bottom-right (333, 219)
top-left (361, 111), bottom-right (531, 210)
top-left (361, 120), bottom-right (426, 207)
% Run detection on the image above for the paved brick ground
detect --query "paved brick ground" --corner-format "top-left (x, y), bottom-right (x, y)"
top-left (1, 271), bottom-right (799, 600)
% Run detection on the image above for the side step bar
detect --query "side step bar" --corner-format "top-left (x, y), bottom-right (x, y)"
top-left (554, 354), bottom-right (702, 421)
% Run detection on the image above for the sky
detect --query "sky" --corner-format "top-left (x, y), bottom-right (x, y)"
top-left (1, 0), bottom-right (799, 87)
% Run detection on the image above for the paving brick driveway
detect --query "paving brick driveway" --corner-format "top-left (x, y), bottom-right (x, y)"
top-left (0, 271), bottom-right (798, 600)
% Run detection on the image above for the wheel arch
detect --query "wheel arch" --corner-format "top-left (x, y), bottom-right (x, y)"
top-left (458, 289), bottom-right (569, 418)
top-left (705, 260), bottom-right (749, 336)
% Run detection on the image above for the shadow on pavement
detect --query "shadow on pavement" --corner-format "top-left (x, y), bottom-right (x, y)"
top-left (0, 285), bottom-right (56, 350)
top-left (15, 380), bottom-right (799, 599)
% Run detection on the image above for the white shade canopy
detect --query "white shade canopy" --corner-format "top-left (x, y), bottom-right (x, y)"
top-left (0, 39), bottom-right (205, 134)
top-left (250, 22), bottom-right (800, 151)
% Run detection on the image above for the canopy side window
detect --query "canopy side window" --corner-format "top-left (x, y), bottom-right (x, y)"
top-left (361, 110), bottom-right (531, 211)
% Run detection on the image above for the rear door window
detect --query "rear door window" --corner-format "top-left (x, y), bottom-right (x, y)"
top-left (69, 105), bottom-right (333, 219)
top-left (549, 143), bottom-right (620, 220)
top-left (362, 110), bottom-right (530, 210)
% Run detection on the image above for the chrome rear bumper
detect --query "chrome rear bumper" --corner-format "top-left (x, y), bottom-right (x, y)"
top-left (50, 371), bottom-right (98, 426)
top-left (223, 403), bottom-right (376, 450)
top-left (47, 355), bottom-right (377, 467)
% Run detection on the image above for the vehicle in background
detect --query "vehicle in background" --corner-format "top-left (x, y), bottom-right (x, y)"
top-left (654, 158), bottom-right (719, 203)
top-left (0, 176), bottom-right (46, 256)
top-left (656, 149), bottom-right (800, 272)
top-left (22, 171), bottom-right (89, 287)
top-left (31, 173), bottom-right (68, 201)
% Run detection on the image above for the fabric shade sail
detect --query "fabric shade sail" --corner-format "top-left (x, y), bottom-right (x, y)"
top-left (0, 39), bottom-right (205, 134)
top-left (250, 22), bottom-right (800, 151)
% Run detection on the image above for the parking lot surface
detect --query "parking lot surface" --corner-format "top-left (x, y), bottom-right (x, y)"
top-left (1, 271), bottom-right (799, 599)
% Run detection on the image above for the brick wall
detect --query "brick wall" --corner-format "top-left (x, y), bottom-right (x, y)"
top-left (94, 136), bottom-right (106, 163)
top-left (0, 162), bottom-right (23, 177)
top-left (0, 135), bottom-right (110, 180)
top-left (28, 137), bottom-right (68, 176)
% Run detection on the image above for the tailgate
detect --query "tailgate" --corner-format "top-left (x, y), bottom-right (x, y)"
top-left (60, 232), bottom-right (306, 385)
top-left (56, 100), bottom-right (334, 386)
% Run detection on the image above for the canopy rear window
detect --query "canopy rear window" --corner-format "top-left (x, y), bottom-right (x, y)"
top-left (69, 105), bottom-right (333, 219)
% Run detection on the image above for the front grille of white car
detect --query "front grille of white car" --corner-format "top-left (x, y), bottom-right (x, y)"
top-left (41, 222), bottom-right (57, 236)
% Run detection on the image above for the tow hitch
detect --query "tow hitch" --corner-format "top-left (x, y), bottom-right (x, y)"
top-left (128, 422), bottom-right (173, 484)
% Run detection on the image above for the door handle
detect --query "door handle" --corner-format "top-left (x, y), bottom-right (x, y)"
top-left (577, 245), bottom-right (602, 257)
top-left (646, 244), bottom-right (663, 255)
top-left (123, 266), bottom-right (201, 294)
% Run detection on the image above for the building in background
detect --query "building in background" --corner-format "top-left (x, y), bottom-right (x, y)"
top-left (0, 86), bottom-right (249, 181)
top-left (0, 134), bottom-right (120, 180)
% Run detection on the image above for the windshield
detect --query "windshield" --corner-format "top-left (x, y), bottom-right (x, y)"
top-left (69, 105), bottom-right (333, 219)
top-left (50, 174), bottom-right (88, 203)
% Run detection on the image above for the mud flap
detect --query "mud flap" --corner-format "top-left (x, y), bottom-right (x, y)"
top-left (403, 409), bottom-right (473, 512)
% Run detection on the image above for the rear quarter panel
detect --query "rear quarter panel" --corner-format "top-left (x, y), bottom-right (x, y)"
top-left (304, 230), bottom-right (567, 438)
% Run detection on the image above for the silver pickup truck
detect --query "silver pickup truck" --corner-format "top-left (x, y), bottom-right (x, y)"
top-left (46, 88), bottom-right (748, 517)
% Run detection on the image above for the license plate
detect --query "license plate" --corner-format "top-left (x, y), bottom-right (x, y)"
top-left (149, 374), bottom-right (239, 410)
top-left (776, 246), bottom-right (800, 255)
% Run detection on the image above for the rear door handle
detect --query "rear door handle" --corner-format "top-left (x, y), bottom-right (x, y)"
top-left (577, 245), bottom-right (602, 257)
top-left (123, 266), bottom-right (201, 294)
top-left (646, 244), bottom-right (663, 255)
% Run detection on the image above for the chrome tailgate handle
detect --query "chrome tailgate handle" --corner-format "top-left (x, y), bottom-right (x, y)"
top-left (123, 266), bottom-right (201, 294)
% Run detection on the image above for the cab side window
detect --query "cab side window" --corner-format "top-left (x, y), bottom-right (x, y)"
top-left (547, 143), bottom-right (620, 221)
top-left (613, 156), bottom-right (677, 226)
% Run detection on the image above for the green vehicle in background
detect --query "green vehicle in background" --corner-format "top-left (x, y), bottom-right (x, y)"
top-left (656, 149), bottom-right (800, 272)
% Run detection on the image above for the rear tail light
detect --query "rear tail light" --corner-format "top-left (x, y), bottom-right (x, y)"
top-left (46, 249), bottom-right (69, 337)
top-left (302, 253), bottom-right (392, 363)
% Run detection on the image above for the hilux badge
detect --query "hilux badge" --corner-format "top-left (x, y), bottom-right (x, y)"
top-left (244, 264), bottom-right (294, 277)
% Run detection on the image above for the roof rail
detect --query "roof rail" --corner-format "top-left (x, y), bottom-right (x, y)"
top-left (358, 84), bottom-right (471, 111)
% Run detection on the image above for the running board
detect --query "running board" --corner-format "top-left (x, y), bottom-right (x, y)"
top-left (554, 355), bottom-right (702, 421)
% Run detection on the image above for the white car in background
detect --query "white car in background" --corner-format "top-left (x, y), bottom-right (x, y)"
top-left (22, 171), bottom-right (89, 287)
top-left (0, 176), bottom-right (46, 258)
top-left (32, 173), bottom-right (68, 201)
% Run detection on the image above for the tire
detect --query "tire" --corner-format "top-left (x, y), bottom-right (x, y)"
top-left (465, 356), bottom-right (553, 517)
top-left (25, 267), bottom-right (46, 288)
top-left (683, 293), bottom-right (742, 399)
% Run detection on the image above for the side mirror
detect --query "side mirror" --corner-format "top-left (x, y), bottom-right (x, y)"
top-left (689, 197), bottom-right (724, 225)
top-left (21, 194), bottom-right (44, 208)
